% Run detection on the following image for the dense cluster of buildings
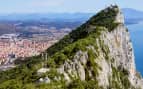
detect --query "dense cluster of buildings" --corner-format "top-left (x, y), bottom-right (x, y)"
top-left (0, 34), bottom-right (59, 65)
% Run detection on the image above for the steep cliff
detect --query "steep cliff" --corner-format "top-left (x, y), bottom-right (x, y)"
top-left (0, 5), bottom-right (142, 89)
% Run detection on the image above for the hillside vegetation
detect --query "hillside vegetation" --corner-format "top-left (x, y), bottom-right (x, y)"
top-left (0, 5), bottom-right (141, 89)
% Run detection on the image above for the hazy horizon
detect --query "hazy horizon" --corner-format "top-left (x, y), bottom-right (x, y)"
top-left (0, 0), bottom-right (143, 14)
top-left (0, 8), bottom-right (141, 15)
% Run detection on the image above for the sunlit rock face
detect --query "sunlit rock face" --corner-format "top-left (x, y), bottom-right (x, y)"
top-left (36, 5), bottom-right (143, 89)
top-left (1, 5), bottom-right (143, 89)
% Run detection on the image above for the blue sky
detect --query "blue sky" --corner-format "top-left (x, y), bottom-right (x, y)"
top-left (0, 0), bottom-right (142, 14)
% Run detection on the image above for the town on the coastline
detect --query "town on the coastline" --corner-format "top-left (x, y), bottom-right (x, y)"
top-left (0, 29), bottom-right (69, 65)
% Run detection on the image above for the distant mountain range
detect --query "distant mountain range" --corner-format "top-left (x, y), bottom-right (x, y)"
top-left (122, 8), bottom-right (143, 19)
top-left (122, 8), bottom-right (143, 24)
top-left (0, 13), bottom-right (93, 22)
top-left (0, 8), bottom-right (143, 35)
top-left (0, 8), bottom-right (143, 24)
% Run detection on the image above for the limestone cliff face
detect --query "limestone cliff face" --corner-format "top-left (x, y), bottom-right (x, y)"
top-left (37, 6), bottom-right (143, 89)
top-left (0, 5), bottom-right (142, 89)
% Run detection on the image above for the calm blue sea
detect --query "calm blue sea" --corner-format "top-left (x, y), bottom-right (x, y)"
top-left (127, 22), bottom-right (143, 76)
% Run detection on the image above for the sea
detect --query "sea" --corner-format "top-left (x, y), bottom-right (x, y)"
top-left (127, 22), bottom-right (143, 76)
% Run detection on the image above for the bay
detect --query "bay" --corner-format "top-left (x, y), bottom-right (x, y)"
top-left (127, 22), bottom-right (143, 76)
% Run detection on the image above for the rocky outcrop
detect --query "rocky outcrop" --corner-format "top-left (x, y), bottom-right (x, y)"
top-left (0, 5), bottom-right (141, 89)
top-left (36, 5), bottom-right (143, 89)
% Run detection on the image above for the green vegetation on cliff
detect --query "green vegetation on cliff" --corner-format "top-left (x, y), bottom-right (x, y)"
top-left (0, 5), bottom-right (135, 89)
